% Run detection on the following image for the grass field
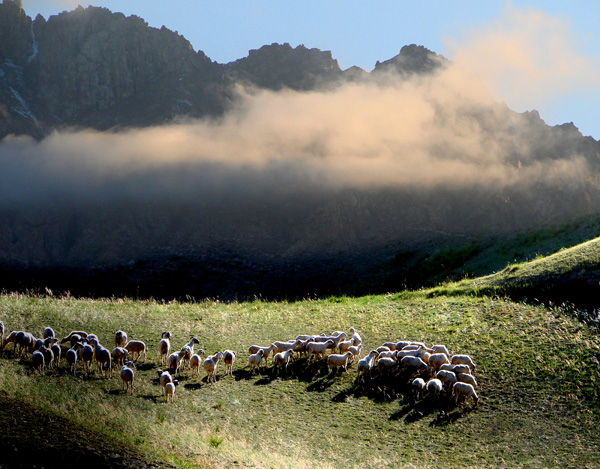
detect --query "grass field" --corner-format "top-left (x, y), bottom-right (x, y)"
top-left (1, 280), bottom-right (599, 468)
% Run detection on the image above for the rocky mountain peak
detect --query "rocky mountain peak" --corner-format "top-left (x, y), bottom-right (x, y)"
top-left (373, 44), bottom-right (447, 75)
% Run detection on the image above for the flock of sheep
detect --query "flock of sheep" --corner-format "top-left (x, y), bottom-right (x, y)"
top-left (0, 320), bottom-right (479, 407)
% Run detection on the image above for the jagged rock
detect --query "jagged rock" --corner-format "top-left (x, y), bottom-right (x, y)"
top-left (373, 44), bottom-right (448, 76)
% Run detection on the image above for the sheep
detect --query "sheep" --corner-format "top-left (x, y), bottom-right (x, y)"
top-left (41, 345), bottom-right (54, 371)
top-left (114, 330), bottom-right (128, 348)
top-left (88, 338), bottom-right (112, 377)
top-left (166, 352), bottom-right (183, 376)
top-left (431, 344), bottom-right (450, 356)
top-left (327, 333), bottom-right (347, 351)
top-left (451, 381), bottom-right (479, 406)
top-left (356, 350), bottom-right (379, 382)
top-left (248, 349), bottom-right (264, 374)
top-left (273, 349), bottom-right (294, 375)
top-left (60, 331), bottom-right (89, 344)
top-left (451, 354), bottom-right (476, 372)
top-left (189, 349), bottom-right (206, 377)
top-left (248, 344), bottom-right (277, 366)
top-left (124, 340), bottom-right (146, 363)
top-left (456, 372), bottom-right (478, 388)
top-left (222, 350), bottom-right (236, 375)
top-left (428, 353), bottom-right (450, 373)
top-left (293, 339), bottom-right (311, 357)
top-left (43, 327), bottom-right (55, 339)
top-left (400, 356), bottom-right (430, 377)
top-left (376, 346), bottom-right (391, 354)
top-left (306, 340), bottom-right (335, 361)
top-left (326, 351), bottom-right (354, 375)
top-left (377, 356), bottom-right (398, 374)
top-left (66, 346), bottom-right (78, 375)
top-left (348, 344), bottom-right (362, 359)
top-left (394, 341), bottom-right (412, 351)
top-left (165, 382), bottom-right (176, 403)
top-left (20, 333), bottom-right (36, 357)
top-left (120, 362), bottom-right (135, 395)
top-left (382, 342), bottom-right (397, 351)
top-left (33, 338), bottom-right (45, 352)
top-left (32, 348), bottom-right (45, 374)
top-left (157, 369), bottom-right (174, 395)
top-left (112, 347), bottom-right (129, 367)
top-left (2, 330), bottom-right (21, 351)
top-left (203, 352), bottom-right (223, 384)
top-left (51, 342), bottom-right (61, 369)
top-left (349, 327), bottom-right (362, 346)
top-left (86, 334), bottom-right (98, 343)
top-left (452, 364), bottom-right (471, 375)
top-left (68, 334), bottom-right (83, 348)
top-left (77, 343), bottom-right (94, 374)
top-left (439, 363), bottom-right (455, 372)
top-left (295, 334), bottom-right (316, 341)
top-left (436, 370), bottom-right (458, 390)
top-left (426, 378), bottom-right (444, 399)
top-left (411, 378), bottom-right (426, 401)
top-left (0, 321), bottom-right (5, 348)
top-left (179, 337), bottom-right (200, 371)
top-left (158, 332), bottom-right (172, 365)
top-left (272, 340), bottom-right (302, 357)
top-left (338, 339), bottom-right (355, 354)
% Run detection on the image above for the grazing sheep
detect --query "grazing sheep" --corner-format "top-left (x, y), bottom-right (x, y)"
top-left (165, 382), bottom-right (176, 403)
top-left (273, 349), bottom-right (294, 375)
top-left (382, 342), bottom-right (397, 351)
top-left (439, 363), bottom-right (455, 372)
top-left (222, 350), bottom-right (236, 375)
top-left (20, 333), bottom-right (36, 357)
top-left (120, 362), bottom-right (135, 395)
top-left (66, 346), bottom-right (78, 375)
top-left (394, 341), bottom-right (412, 351)
top-left (348, 344), bottom-right (362, 359)
top-left (41, 345), bottom-right (54, 370)
top-left (411, 378), bottom-right (426, 401)
top-left (426, 378), bottom-right (444, 399)
top-left (306, 340), bottom-right (335, 361)
top-left (157, 369), bottom-right (174, 395)
top-left (158, 332), bottom-right (172, 365)
top-left (326, 351), bottom-right (354, 375)
top-left (248, 344), bottom-right (277, 366)
top-left (452, 364), bottom-right (471, 375)
top-left (32, 348), bottom-right (45, 374)
top-left (248, 349), bottom-right (264, 374)
top-left (357, 350), bottom-right (379, 382)
top-left (272, 340), bottom-right (302, 356)
top-left (68, 334), bottom-right (83, 348)
top-left (51, 342), bottom-right (61, 369)
top-left (0, 321), bottom-right (5, 348)
top-left (431, 344), bottom-right (450, 356)
top-left (33, 338), bottom-right (45, 352)
top-left (349, 327), bottom-right (362, 346)
top-left (114, 330), bottom-right (128, 348)
top-left (293, 339), bottom-right (311, 357)
top-left (189, 349), bottom-right (206, 377)
top-left (400, 356), bottom-right (430, 377)
top-left (60, 331), bottom-right (88, 344)
top-left (377, 356), bottom-right (398, 374)
top-left (124, 340), bottom-right (147, 363)
top-left (376, 346), bottom-right (391, 354)
top-left (112, 347), bottom-right (129, 367)
top-left (456, 372), bottom-right (478, 388)
top-left (3, 331), bottom-right (21, 351)
top-left (451, 354), bottom-right (476, 372)
top-left (42, 327), bottom-right (55, 340)
top-left (203, 352), bottom-right (223, 384)
top-left (436, 370), bottom-right (458, 390)
top-left (428, 353), bottom-right (450, 373)
top-left (452, 381), bottom-right (479, 406)
top-left (166, 352), bottom-right (183, 376)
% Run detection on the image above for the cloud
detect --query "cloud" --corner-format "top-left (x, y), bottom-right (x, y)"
top-left (445, 4), bottom-right (600, 115)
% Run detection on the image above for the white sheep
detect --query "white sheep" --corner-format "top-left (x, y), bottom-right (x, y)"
top-left (377, 350), bottom-right (397, 360)
top-left (114, 330), bottom-right (128, 348)
top-left (348, 327), bottom-right (362, 346)
top-left (428, 353), bottom-right (450, 373)
top-left (338, 339), bottom-right (355, 354)
top-left (66, 346), bottom-right (78, 375)
top-left (452, 381), bottom-right (479, 406)
top-left (41, 343), bottom-right (54, 369)
top-left (381, 342), bottom-right (397, 351)
top-left (203, 352), bottom-right (223, 384)
top-left (60, 331), bottom-right (88, 345)
top-left (32, 348), bottom-right (45, 374)
top-left (452, 364), bottom-right (471, 375)
top-left (456, 372), bottom-right (478, 388)
top-left (348, 344), bottom-right (362, 359)
top-left (411, 377), bottom-right (426, 400)
top-left (248, 349), bottom-right (264, 374)
top-left (78, 343), bottom-right (94, 374)
top-left (394, 341), bottom-right (411, 351)
top-left (450, 354), bottom-right (476, 372)
top-left (120, 362), bottom-right (135, 395)
top-left (165, 382), bottom-right (176, 403)
top-left (43, 327), bottom-right (55, 339)
top-left (88, 338), bottom-right (112, 377)
top-left (0, 320), bottom-right (5, 348)
top-left (3, 330), bottom-right (21, 351)
top-left (431, 344), bottom-right (450, 356)
top-left (439, 363), bottom-right (455, 372)
top-left (157, 369), bottom-right (174, 395)
top-left (272, 340), bottom-right (302, 356)
top-left (377, 356), bottom-right (398, 374)
top-left (158, 332), bottom-right (172, 365)
top-left (273, 349), bottom-right (294, 375)
top-left (356, 350), bottom-right (379, 382)
top-left (167, 352), bottom-right (183, 376)
top-left (436, 370), bottom-right (458, 390)
top-left (51, 341), bottom-right (61, 369)
top-left (189, 349), bottom-right (206, 377)
top-left (426, 378), bottom-right (444, 398)
top-left (222, 350), bottom-right (236, 375)
top-left (400, 356), bottom-right (430, 376)
top-left (125, 340), bottom-right (147, 363)
top-left (376, 346), bottom-right (391, 354)
top-left (248, 344), bottom-right (277, 366)
top-left (306, 340), bottom-right (335, 361)
top-left (112, 347), bottom-right (129, 367)
top-left (327, 351), bottom-right (354, 375)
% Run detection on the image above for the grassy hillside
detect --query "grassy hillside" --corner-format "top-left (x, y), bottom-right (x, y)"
top-left (0, 286), bottom-right (599, 467)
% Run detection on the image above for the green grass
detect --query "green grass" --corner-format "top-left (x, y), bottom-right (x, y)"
top-left (1, 289), bottom-right (599, 467)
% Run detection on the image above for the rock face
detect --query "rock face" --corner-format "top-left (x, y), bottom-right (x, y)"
top-left (373, 44), bottom-right (447, 75)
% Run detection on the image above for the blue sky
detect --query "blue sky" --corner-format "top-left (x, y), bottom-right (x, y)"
top-left (21, 1), bottom-right (600, 139)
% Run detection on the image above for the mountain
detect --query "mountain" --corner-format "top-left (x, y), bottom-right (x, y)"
top-left (1, 1), bottom-right (600, 300)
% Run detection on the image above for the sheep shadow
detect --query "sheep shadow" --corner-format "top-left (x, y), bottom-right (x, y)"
top-left (184, 382), bottom-right (204, 391)
top-left (306, 375), bottom-right (335, 393)
top-left (135, 363), bottom-right (156, 372)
